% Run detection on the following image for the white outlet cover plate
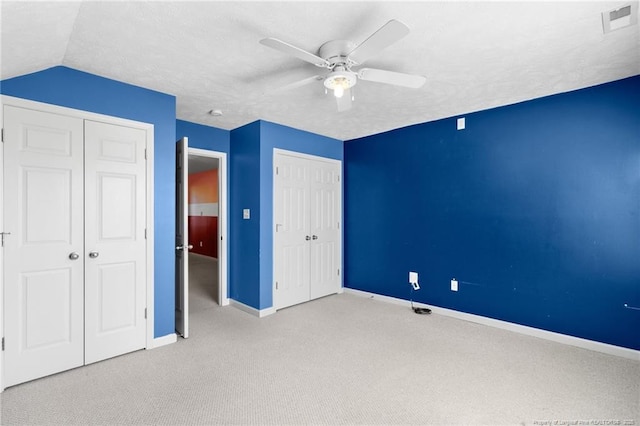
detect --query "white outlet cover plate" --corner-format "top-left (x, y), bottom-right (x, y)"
top-left (451, 279), bottom-right (458, 291)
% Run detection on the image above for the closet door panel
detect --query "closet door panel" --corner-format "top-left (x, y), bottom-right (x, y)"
top-left (309, 161), bottom-right (342, 300)
top-left (3, 106), bottom-right (85, 387)
top-left (274, 155), bottom-right (311, 309)
top-left (84, 120), bottom-right (147, 364)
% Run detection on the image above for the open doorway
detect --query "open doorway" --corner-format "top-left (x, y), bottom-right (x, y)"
top-left (176, 144), bottom-right (228, 338)
top-left (187, 153), bottom-right (220, 314)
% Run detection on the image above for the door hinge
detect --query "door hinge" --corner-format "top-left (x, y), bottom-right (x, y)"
top-left (1, 128), bottom-right (4, 142)
top-left (144, 148), bottom-right (147, 160)
top-left (338, 269), bottom-right (340, 276)
top-left (144, 228), bottom-right (147, 239)
top-left (144, 308), bottom-right (147, 319)
top-left (275, 166), bottom-right (279, 175)
top-left (275, 281), bottom-right (278, 290)
top-left (1, 232), bottom-right (10, 247)
top-left (2, 337), bottom-right (4, 351)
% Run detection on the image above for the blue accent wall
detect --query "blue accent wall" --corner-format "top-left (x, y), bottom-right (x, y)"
top-left (229, 121), bottom-right (262, 308)
top-left (176, 119), bottom-right (230, 153)
top-left (1, 66), bottom-right (177, 338)
top-left (6, 66), bottom-right (634, 351)
top-left (230, 120), bottom-right (343, 310)
top-left (344, 76), bottom-right (640, 350)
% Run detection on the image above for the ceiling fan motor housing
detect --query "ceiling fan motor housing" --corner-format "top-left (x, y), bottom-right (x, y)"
top-left (319, 40), bottom-right (358, 91)
top-left (318, 40), bottom-right (356, 67)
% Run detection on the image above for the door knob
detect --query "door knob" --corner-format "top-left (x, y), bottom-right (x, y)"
top-left (176, 245), bottom-right (194, 250)
top-left (312, 235), bottom-right (318, 240)
top-left (69, 252), bottom-right (79, 260)
top-left (305, 236), bottom-right (311, 241)
top-left (88, 251), bottom-right (99, 259)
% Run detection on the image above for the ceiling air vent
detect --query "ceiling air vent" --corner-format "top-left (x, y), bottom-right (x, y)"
top-left (602, 3), bottom-right (638, 33)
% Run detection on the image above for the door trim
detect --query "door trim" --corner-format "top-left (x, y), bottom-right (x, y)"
top-left (188, 147), bottom-right (228, 306)
top-left (0, 95), bottom-right (155, 391)
top-left (274, 148), bottom-right (343, 164)
top-left (0, 98), bottom-right (4, 392)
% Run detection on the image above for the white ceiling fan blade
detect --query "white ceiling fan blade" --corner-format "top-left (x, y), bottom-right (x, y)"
top-left (336, 88), bottom-right (353, 112)
top-left (358, 68), bottom-right (426, 88)
top-left (260, 38), bottom-right (329, 67)
top-left (347, 19), bottom-right (410, 65)
top-left (275, 75), bottom-right (323, 92)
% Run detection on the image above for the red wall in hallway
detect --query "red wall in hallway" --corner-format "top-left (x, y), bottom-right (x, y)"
top-left (188, 216), bottom-right (218, 258)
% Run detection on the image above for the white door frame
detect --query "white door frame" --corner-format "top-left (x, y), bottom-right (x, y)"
top-left (0, 98), bottom-right (5, 392)
top-left (0, 95), bottom-right (155, 392)
top-left (188, 147), bottom-right (229, 306)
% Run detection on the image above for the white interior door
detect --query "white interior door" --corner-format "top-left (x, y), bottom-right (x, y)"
top-left (309, 161), bottom-right (342, 300)
top-left (84, 120), bottom-right (147, 364)
top-left (3, 105), bottom-right (85, 387)
top-left (273, 154), bottom-right (311, 310)
top-left (175, 137), bottom-right (189, 337)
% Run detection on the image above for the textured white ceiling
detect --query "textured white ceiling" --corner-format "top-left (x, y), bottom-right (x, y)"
top-left (1, 1), bottom-right (638, 140)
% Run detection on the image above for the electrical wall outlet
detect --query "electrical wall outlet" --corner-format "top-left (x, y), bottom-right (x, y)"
top-left (451, 278), bottom-right (458, 292)
top-left (409, 272), bottom-right (419, 290)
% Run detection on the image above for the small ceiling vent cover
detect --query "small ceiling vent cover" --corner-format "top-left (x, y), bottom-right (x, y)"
top-left (602, 3), bottom-right (638, 33)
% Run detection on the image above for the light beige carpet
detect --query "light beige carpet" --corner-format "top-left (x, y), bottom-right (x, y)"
top-left (1, 258), bottom-right (638, 425)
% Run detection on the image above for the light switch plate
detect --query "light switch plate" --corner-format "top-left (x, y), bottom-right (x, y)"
top-left (243, 208), bottom-right (250, 219)
top-left (451, 279), bottom-right (458, 292)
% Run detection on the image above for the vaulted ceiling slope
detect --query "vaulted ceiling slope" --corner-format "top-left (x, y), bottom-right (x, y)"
top-left (1, 1), bottom-right (638, 140)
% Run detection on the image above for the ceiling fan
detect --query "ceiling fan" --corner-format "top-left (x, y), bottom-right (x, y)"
top-left (260, 19), bottom-right (426, 112)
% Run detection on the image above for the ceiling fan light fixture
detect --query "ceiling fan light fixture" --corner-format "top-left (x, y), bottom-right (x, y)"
top-left (324, 70), bottom-right (357, 98)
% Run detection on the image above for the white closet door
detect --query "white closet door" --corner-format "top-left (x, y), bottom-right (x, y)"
top-left (309, 160), bottom-right (341, 300)
top-left (274, 154), bottom-right (311, 310)
top-left (84, 120), bottom-right (147, 364)
top-left (3, 106), bottom-right (85, 387)
top-left (274, 150), bottom-right (342, 310)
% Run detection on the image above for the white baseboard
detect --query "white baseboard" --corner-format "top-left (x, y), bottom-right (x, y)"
top-left (344, 288), bottom-right (640, 361)
top-left (230, 299), bottom-right (276, 318)
top-left (151, 333), bottom-right (177, 349)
